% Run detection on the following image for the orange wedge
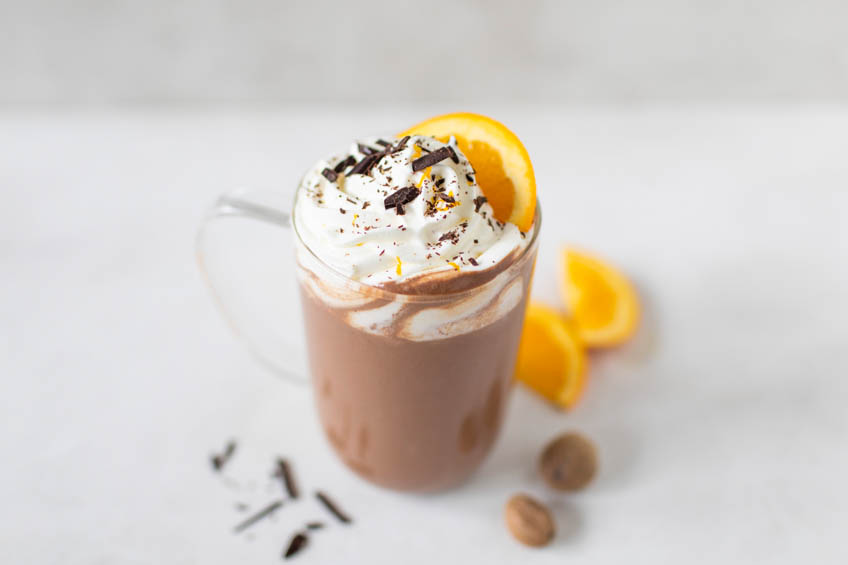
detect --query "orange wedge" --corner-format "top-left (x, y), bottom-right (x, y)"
top-left (514, 302), bottom-right (587, 409)
top-left (563, 249), bottom-right (640, 348)
top-left (399, 113), bottom-right (536, 231)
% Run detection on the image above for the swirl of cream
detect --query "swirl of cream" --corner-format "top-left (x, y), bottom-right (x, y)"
top-left (294, 135), bottom-right (531, 286)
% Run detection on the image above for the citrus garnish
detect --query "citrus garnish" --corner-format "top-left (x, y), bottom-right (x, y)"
top-left (399, 113), bottom-right (536, 231)
top-left (514, 302), bottom-right (587, 409)
top-left (562, 248), bottom-right (640, 347)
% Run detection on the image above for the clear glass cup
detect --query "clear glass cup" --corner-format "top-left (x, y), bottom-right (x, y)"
top-left (198, 187), bottom-right (540, 492)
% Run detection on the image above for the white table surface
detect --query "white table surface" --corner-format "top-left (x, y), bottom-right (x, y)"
top-left (2, 106), bottom-right (847, 564)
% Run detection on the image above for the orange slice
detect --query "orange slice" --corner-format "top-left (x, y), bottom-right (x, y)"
top-left (514, 302), bottom-right (587, 409)
top-left (563, 249), bottom-right (640, 347)
top-left (399, 113), bottom-right (536, 231)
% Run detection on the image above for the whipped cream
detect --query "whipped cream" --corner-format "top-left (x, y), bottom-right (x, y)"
top-left (294, 135), bottom-right (531, 286)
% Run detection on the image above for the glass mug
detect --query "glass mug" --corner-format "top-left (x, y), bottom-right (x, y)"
top-left (198, 187), bottom-right (540, 492)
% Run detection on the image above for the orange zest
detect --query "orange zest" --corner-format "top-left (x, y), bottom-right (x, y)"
top-left (562, 249), bottom-right (640, 347)
top-left (514, 302), bottom-right (587, 409)
top-left (399, 113), bottom-right (536, 231)
top-left (416, 166), bottom-right (431, 188)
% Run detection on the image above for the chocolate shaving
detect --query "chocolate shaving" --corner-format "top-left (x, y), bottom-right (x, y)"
top-left (473, 195), bottom-right (488, 212)
top-left (396, 203), bottom-right (405, 215)
top-left (348, 153), bottom-right (380, 176)
top-left (384, 186), bottom-right (420, 210)
top-left (274, 458), bottom-right (299, 499)
top-left (394, 135), bottom-right (411, 151)
top-left (362, 201), bottom-right (370, 209)
top-left (315, 490), bottom-right (352, 524)
top-left (435, 178), bottom-right (445, 187)
top-left (211, 440), bottom-right (237, 472)
top-left (469, 257), bottom-right (479, 266)
top-left (305, 522), bottom-right (325, 530)
top-left (447, 145), bottom-right (459, 163)
top-left (357, 143), bottom-right (378, 155)
top-left (321, 168), bottom-right (338, 182)
top-left (375, 139), bottom-right (391, 147)
top-left (412, 146), bottom-right (453, 171)
top-left (233, 500), bottom-right (284, 533)
top-left (284, 532), bottom-right (308, 559)
top-left (436, 193), bottom-right (455, 203)
top-left (333, 155), bottom-right (355, 173)
top-left (465, 174), bottom-right (474, 183)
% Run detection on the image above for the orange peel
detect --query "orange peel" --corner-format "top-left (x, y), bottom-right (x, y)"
top-left (399, 112), bottom-right (536, 231)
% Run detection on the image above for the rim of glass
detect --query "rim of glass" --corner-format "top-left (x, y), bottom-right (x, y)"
top-left (291, 190), bottom-right (542, 303)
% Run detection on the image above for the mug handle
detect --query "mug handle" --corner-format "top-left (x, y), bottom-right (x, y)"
top-left (196, 187), bottom-right (308, 383)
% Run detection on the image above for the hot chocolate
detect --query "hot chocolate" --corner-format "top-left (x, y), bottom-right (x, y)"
top-left (294, 134), bottom-right (539, 491)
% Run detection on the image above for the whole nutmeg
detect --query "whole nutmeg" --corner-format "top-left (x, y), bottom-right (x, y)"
top-left (504, 493), bottom-right (555, 547)
top-left (539, 432), bottom-right (598, 491)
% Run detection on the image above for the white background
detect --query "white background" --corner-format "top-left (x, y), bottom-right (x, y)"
top-left (2, 106), bottom-right (847, 563)
top-left (2, 0), bottom-right (848, 105)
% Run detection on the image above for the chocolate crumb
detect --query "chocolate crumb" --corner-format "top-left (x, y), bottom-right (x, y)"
top-left (233, 500), bottom-right (284, 533)
top-left (465, 174), bottom-right (474, 183)
top-left (315, 490), bottom-right (352, 524)
top-left (379, 249), bottom-right (385, 256)
top-left (438, 229), bottom-right (460, 244)
top-left (339, 208), bottom-right (346, 214)
top-left (436, 193), bottom-right (455, 203)
top-left (435, 178), bottom-right (445, 187)
top-left (274, 458), bottom-right (299, 499)
top-left (284, 532), bottom-right (308, 559)
top-left (412, 146), bottom-right (453, 171)
top-left (474, 195), bottom-right (488, 212)
top-left (469, 257), bottom-right (479, 266)
top-left (321, 168), bottom-right (338, 182)
top-left (211, 440), bottom-right (237, 472)
top-left (362, 201), bottom-right (370, 209)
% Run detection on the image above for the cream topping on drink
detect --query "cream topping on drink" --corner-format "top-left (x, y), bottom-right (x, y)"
top-left (294, 135), bottom-right (532, 290)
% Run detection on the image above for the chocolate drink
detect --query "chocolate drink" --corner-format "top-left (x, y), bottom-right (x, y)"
top-left (293, 134), bottom-right (539, 491)
top-left (299, 245), bottom-right (537, 491)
